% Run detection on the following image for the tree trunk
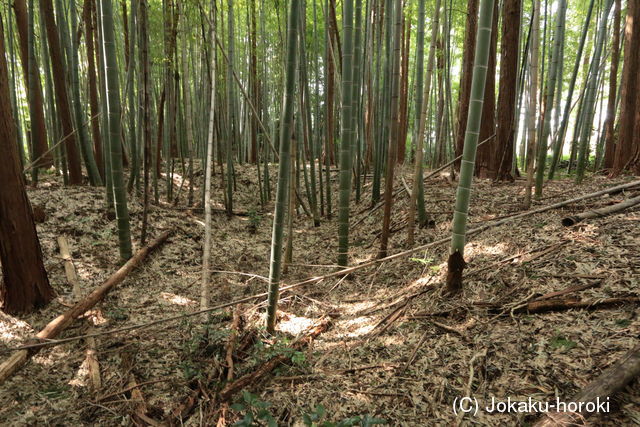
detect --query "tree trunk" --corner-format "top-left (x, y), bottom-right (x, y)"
top-left (83, 0), bottom-right (104, 179)
top-left (603, 0), bottom-right (621, 170)
top-left (0, 13), bottom-right (55, 314)
top-left (474, 0), bottom-right (498, 179)
top-left (12, 0), bottom-right (53, 169)
top-left (493, 0), bottom-right (520, 181)
top-left (454, 0), bottom-right (479, 170)
top-left (612, 0), bottom-right (640, 175)
top-left (39, 0), bottom-right (83, 184)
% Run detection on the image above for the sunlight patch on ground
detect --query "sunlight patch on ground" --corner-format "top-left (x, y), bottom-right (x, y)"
top-left (341, 301), bottom-right (376, 315)
top-left (339, 316), bottom-right (376, 338)
top-left (465, 242), bottom-right (508, 259)
top-left (277, 312), bottom-right (316, 335)
top-left (161, 292), bottom-right (197, 306)
top-left (0, 313), bottom-right (33, 344)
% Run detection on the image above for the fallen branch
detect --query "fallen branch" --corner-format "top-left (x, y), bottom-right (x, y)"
top-left (515, 297), bottom-right (639, 314)
top-left (562, 194), bottom-right (640, 226)
top-left (529, 282), bottom-right (601, 302)
top-left (0, 231), bottom-right (171, 385)
top-left (219, 318), bottom-right (331, 402)
top-left (6, 180), bottom-right (640, 354)
top-left (535, 343), bottom-right (640, 427)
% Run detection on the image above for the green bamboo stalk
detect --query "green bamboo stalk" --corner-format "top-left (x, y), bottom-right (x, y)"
top-left (100, 0), bottom-right (132, 261)
top-left (5, 8), bottom-right (26, 169)
top-left (378, 0), bottom-right (402, 258)
top-left (126, 0), bottom-right (138, 193)
top-left (575, 0), bottom-right (613, 183)
top-left (68, 0), bottom-right (102, 186)
top-left (524, 0), bottom-right (540, 209)
top-left (446, 0), bottom-right (495, 295)
top-left (534, 0), bottom-right (566, 197)
top-left (407, 0), bottom-right (440, 246)
top-left (266, 0), bottom-right (301, 333)
top-left (337, 0), bottom-right (355, 266)
top-left (201, 0), bottom-right (216, 313)
top-left (547, 0), bottom-right (595, 179)
top-left (225, 0), bottom-right (235, 215)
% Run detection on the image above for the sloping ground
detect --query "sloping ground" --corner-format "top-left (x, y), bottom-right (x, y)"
top-left (0, 165), bottom-right (638, 426)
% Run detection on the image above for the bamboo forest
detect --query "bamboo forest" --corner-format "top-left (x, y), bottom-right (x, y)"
top-left (1, 0), bottom-right (640, 424)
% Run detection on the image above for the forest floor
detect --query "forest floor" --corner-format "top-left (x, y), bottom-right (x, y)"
top-left (0, 163), bottom-right (639, 426)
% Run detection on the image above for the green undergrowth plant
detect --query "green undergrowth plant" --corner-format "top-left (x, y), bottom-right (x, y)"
top-left (303, 405), bottom-right (387, 427)
top-left (231, 391), bottom-right (277, 427)
top-left (248, 208), bottom-right (262, 234)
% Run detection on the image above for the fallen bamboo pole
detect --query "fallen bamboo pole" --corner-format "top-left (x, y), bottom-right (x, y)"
top-left (562, 194), bottom-right (640, 226)
top-left (0, 231), bottom-right (171, 385)
top-left (516, 297), bottom-right (639, 314)
top-left (5, 179), bottom-right (640, 354)
top-left (535, 343), bottom-right (640, 426)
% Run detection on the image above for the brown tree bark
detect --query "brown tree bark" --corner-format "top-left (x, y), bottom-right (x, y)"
top-left (39, 0), bottom-right (83, 184)
top-left (0, 14), bottom-right (55, 314)
top-left (475, 0), bottom-right (498, 179)
top-left (493, 0), bottom-right (520, 181)
top-left (12, 0), bottom-right (53, 168)
top-left (611, 0), bottom-right (640, 176)
top-left (454, 0), bottom-right (479, 170)
top-left (84, 0), bottom-right (104, 179)
top-left (397, 16), bottom-right (410, 164)
top-left (603, 0), bottom-right (621, 170)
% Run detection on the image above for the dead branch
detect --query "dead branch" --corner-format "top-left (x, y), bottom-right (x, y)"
top-left (0, 231), bottom-right (171, 385)
top-left (5, 180), bottom-right (639, 356)
top-left (516, 297), bottom-right (640, 314)
top-left (529, 282), bottom-right (601, 302)
top-left (562, 194), bottom-right (640, 226)
top-left (219, 318), bottom-right (331, 402)
top-left (535, 343), bottom-right (640, 427)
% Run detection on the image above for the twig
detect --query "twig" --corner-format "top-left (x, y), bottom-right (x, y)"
top-left (5, 180), bottom-right (638, 356)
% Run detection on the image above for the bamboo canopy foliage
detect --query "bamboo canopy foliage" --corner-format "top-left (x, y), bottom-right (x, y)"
top-left (446, 0), bottom-right (495, 295)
